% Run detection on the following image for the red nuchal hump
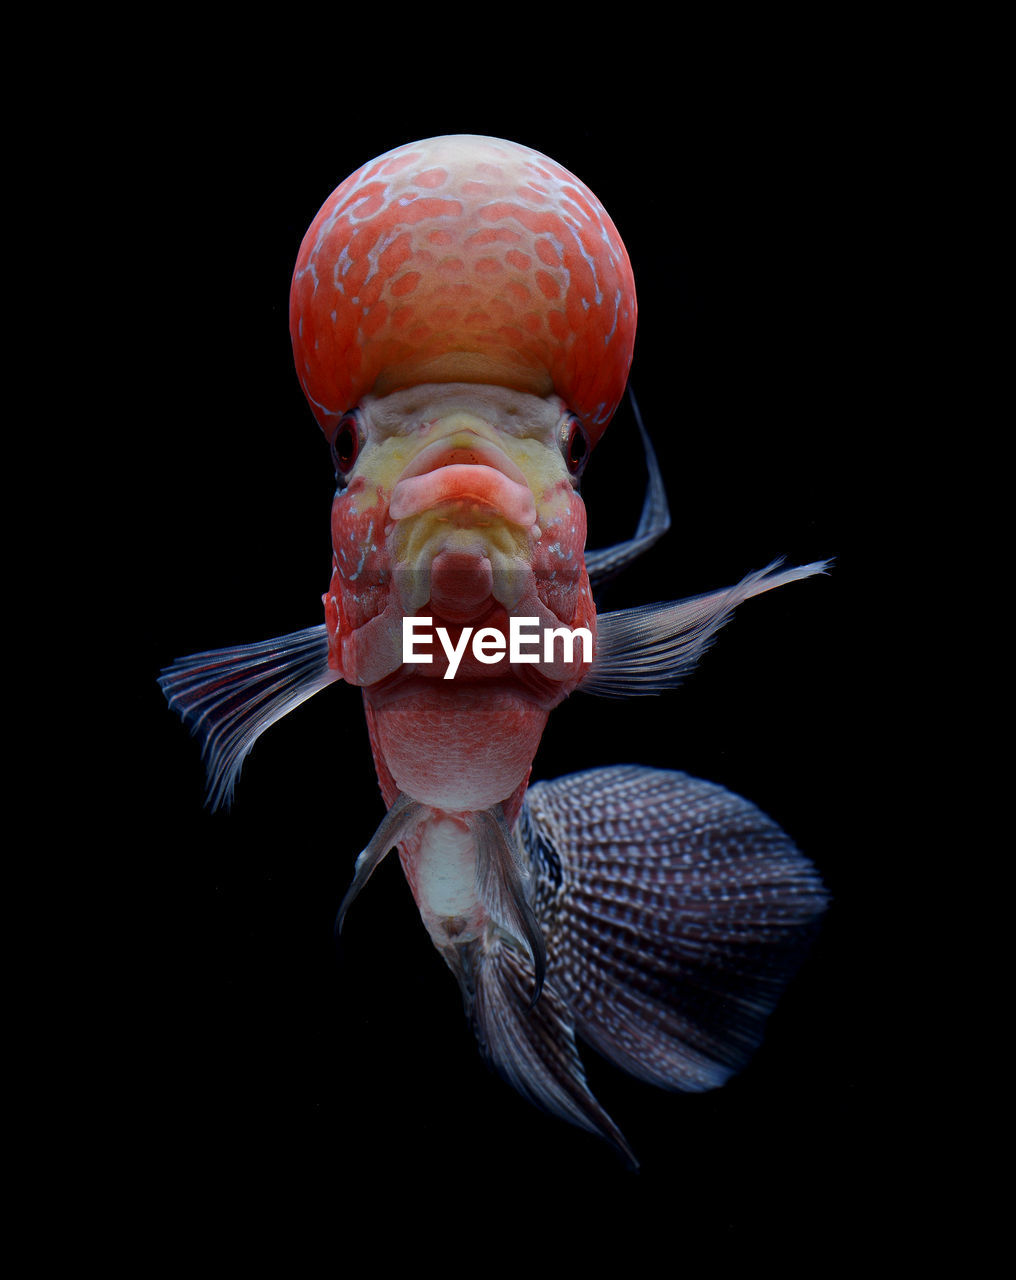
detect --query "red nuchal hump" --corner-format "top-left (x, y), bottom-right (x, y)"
top-left (290, 134), bottom-right (636, 446)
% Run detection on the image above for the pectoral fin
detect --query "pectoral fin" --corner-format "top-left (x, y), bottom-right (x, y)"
top-left (158, 623), bottom-right (339, 809)
top-left (334, 793), bottom-right (424, 935)
top-left (583, 559), bottom-right (831, 697)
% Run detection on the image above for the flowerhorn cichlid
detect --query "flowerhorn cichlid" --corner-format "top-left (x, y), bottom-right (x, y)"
top-left (160, 134), bottom-right (829, 1167)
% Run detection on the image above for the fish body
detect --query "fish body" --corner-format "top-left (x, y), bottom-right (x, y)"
top-left (328, 386), bottom-right (592, 797)
top-left (161, 136), bottom-right (828, 1165)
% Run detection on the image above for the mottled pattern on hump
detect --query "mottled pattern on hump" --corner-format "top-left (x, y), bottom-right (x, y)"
top-left (290, 134), bottom-right (636, 443)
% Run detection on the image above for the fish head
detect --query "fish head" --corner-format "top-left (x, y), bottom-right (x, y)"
top-left (322, 381), bottom-right (593, 697)
top-left (293, 135), bottom-right (637, 702)
top-left (290, 133), bottom-right (636, 447)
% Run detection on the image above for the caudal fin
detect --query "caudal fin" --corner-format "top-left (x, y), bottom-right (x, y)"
top-left (450, 766), bottom-right (826, 1165)
top-left (517, 766), bottom-right (828, 1094)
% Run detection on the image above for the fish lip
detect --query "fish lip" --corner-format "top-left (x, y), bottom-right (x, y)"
top-left (395, 430), bottom-right (530, 488)
top-left (389, 429), bottom-right (537, 528)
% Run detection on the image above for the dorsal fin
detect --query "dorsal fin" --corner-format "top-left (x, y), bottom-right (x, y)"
top-left (584, 389), bottom-right (671, 586)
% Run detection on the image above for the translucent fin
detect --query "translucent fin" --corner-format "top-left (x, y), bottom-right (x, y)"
top-left (582, 558), bottom-right (831, 697)
top-left (158, 623), bottom-right (339, 810)
top-left (469, 808), bottom-right (547, 1005)
top-left (335, 793), bottom-right (423, 934)
top-left (461, 937), bottom-right (638, 1168)
top-left (516, 765), bottom-right (828, 1093)
top-left (585, 388), bottom-right (671, 586)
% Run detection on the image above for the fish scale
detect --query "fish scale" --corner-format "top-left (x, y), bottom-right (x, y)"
top-left (160, 134), bottom-right (829, 1166)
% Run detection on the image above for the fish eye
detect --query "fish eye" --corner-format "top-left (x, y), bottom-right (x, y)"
top-left (561, 415), bottom-right (589, 479)
top-left (331, 412), bottom-right (362, 481)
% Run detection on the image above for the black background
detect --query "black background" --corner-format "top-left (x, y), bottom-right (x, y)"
top-left (122, 75), bottom-right (913, 1258)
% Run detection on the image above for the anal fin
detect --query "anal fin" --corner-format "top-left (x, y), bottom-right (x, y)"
top-left (469, 807), bottom-right (546, 1004)
top-left (461, 936), bottom-right (638, 1168)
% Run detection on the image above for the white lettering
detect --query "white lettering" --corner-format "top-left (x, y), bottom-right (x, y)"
top-left (402, 617), bottom-right (592, 677)
top-left (403, 616), bottom-right (434, 662)
top-left (543, 625), bottom-right (593, 665)
top-left (509, 616), bottom-right (541, 663)
top-left (436, 626), bottom-right (473, 680)
top-left (473, 627), bottom-right (506, 663)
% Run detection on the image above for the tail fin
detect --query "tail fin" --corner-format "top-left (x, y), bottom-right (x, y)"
top-left (455, 765), bottom-right (826, 1163)
top-left (517, 766), bottom-right (828, 1094)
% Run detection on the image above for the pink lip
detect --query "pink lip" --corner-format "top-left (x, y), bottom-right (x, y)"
top-left (389, 435), bottom-right (537, 527)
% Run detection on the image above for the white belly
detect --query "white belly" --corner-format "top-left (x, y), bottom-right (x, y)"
top-left (415, 814), bottom-right (485, 945)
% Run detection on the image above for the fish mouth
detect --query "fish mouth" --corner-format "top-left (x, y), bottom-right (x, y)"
top-left (388, 432), bottom-right (537, 529)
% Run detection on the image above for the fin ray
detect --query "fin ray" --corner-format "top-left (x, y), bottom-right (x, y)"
top-left (583, 559), bottom-right (831, 697)
top-left (470, 808), bottom-right (547, 1003)
top-left (468, 939), bottom-right (637, 1167)
top-left (585, 388), bottom-right (671, 586)
top-left (335, 793), bottom-right (423, 934)
top-left (516, 765), bottom-right (828, 1092)
top-left (158, 623), bottom-right (339, 809)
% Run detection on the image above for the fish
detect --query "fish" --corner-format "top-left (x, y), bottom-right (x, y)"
top-left (159, 134), bottom-right (829, 1167)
